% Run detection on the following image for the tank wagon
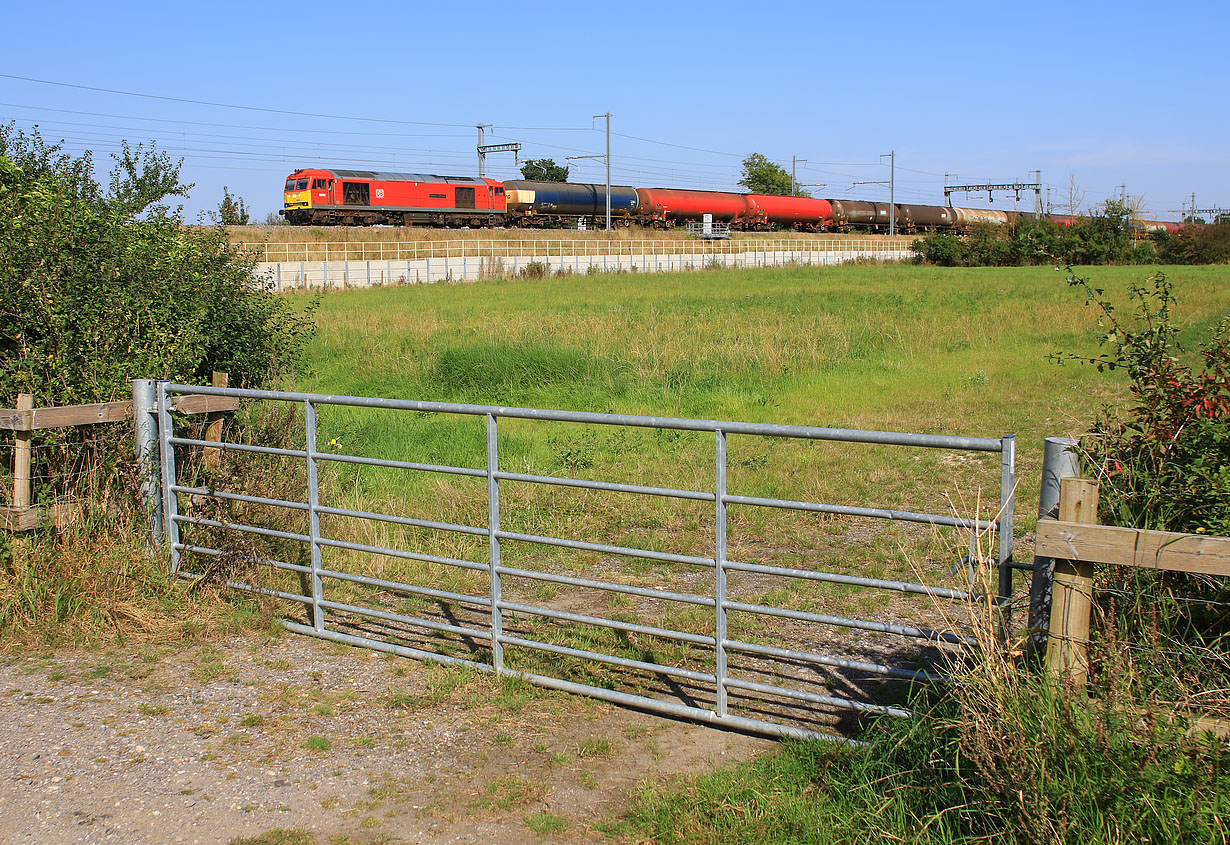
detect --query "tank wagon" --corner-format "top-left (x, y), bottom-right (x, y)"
top-left (503, 180), bottom-right (639, 225)
top-left (746, 195), bottom-right (834, 231)
top-left (635, 187), bottom-right (754, 227)
top-left (633, 188), bottom-right (833, 231)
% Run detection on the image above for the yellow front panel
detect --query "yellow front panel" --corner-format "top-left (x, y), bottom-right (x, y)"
top-left (284, 190), bottom-right (312, 209)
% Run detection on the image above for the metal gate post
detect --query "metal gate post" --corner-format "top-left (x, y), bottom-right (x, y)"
top-left (998, 435), bottom-right (1016, 619)
top-left (304, 400), bottom-right (325, 631)
top-left (155, 381), bottom-right (181, 573)
top-left (132, 379), bottom-right (162, 547)
top-left (487, 414), bottom-right (505, 674)
top-left (1028, 437), bottom-right (1080, 655)
top-left (714, 429), bottom-right (729, 717)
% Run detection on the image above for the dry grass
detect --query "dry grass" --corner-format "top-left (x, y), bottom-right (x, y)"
top-left (224, 224), bottom-right (906, 246)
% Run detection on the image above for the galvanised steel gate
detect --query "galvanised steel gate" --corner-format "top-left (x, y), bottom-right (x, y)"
top-left (153, 382), bottom-right (1015, 743)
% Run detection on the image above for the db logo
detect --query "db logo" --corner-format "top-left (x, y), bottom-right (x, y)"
top-left (375, 189), bottom-right (385, 199)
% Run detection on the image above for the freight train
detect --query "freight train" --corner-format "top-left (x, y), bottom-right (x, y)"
top-left (280, 167), bottom-right (1181, 234)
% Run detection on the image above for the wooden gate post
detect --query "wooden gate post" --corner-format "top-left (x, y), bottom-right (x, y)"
top-left (203, 372), bottom-right (228, 469)
top-left (1045, 477), bottom-right (1100, 686)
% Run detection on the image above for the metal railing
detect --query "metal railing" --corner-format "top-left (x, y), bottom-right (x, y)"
top-left (155, 382), bottom-right (1014, 742)
top-left (239, 237), bottom-right (920, 264)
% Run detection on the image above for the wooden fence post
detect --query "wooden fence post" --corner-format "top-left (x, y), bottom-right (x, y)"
top-left (13, 394), bottom-right (33, 510)
top-left (203, 372), bottom-right (228, 469)
top-left (1045, 477), bottom-right (1100, 686)
top-left (9, 393), bottom-right (35, 555)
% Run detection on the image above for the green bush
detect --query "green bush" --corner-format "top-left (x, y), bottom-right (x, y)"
top-left (1155, 219), bottom-right (1230, 264)
top-left (0, 125), bottom-right (314, 407)
top-left (912, 201), bottom-right (1161, 267)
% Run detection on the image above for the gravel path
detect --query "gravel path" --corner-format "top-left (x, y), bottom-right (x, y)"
top-left (0, 633), bottom-right (773, 844)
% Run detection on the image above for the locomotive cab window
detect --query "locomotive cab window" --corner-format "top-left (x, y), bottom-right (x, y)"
top-left (296, 178), bottom-right (309, 190)
top-left (342, 182), bottom-right (369, 206)
top-left (284, 179), bottom-right (296, 192)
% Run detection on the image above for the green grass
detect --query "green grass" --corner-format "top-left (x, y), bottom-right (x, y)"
top-left (284, 265), bottom-right (1230, 619)
top-left (303, 735), bottom-right (331, 752)
top-left (228, 831), bottom-right (315, 845)
top-left (525, 810), bottom-right (569, 835)
top-left (613, 671), bottom-right (1230, 844)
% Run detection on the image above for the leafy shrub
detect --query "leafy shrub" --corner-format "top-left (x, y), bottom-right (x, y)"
top-left (518, 260), bottom-right (549, 279)
top-left (0, 125), bottom-right (314, 407)
top-left (0, 126), bottom-right (315, 642)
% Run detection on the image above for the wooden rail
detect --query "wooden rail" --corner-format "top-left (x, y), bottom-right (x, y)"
top-left (0, 393), bottom-right (238, 431)
top-left (1038, 476), bottom-right (1230, 681)
top-left (1, 378), bottom-right (239, 532)
top-left (1036, 519), bottom-right (1230, 578)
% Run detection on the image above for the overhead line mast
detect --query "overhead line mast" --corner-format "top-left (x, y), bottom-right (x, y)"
top-left (944, 172), bottom-right (1043, 216)
top-left (564, 111), bottom-right (612, 231)
top-left (476, 123), bottom-right (520, 178)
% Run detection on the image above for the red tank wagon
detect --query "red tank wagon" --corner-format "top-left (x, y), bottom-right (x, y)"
top-left (746, 195), bottom-right (833, 231)
top-left (280, 168), bottom-right (506, 226)
top-left (634, 188), bottom-right (754, 227)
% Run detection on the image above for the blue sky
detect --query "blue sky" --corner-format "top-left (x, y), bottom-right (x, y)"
top-left (2, 1), bottom-right (1224, 221)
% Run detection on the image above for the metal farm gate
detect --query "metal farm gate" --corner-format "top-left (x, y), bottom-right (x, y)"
top-left (146, 381), bottom-right (1015, 742)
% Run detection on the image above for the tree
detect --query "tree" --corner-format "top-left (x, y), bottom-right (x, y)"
top-left (519, 159), bottom-right (569, 182)
top-left (1063, 172), bottom-right (1086, 217)
top-left (738, 153), bottom-right (807, 196)
top-left (217, 186), bottom-right (250, 225)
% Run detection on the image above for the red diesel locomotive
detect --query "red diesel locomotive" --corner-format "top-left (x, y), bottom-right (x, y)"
top-left (281, 168), bottom-right (506, 226)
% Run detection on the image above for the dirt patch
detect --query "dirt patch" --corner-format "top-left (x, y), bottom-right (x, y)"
top-left (0, 633), bottom-right (773, 844)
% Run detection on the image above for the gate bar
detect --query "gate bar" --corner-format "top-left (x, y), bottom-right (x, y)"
top-left (724, 599), bottom-right (978, 646)
top-left (305, 400), bottom-right (325, 631)
top-left (998, 435), bottom-right (1017, 613)
top-left (723, 493), bottom-right (995, 531)
top-left (498, 600), bottom-right (717, 646)
top-left (486, 414), bottom-right (505, 674)
top-left (724, 638), bottom-right (945, 683)
top-left (724, 558), bottom-right (979, 601)
top-left (715, 429), bottom-right (730, 717)
top-left (317, 536), bottom-right (487, 572)
top-left (164, 384), bottom-right (1005, 452)
top-left (156, 382), bottom-right (182, 573)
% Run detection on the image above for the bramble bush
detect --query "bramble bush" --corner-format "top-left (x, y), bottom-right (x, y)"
top-left (1057, 270), bottom-right (1230, 535)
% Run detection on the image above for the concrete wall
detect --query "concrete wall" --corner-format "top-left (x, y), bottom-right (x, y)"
top-left (256, 244), bottom-right (913, 291)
